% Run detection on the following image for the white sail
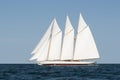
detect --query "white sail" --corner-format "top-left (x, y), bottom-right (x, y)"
top-left (74, 14), bottom-right (100, 60)
top-left (30, 20), bottom-right (53, 60)
top-left (30, 14), bottom-right (100, 65)
top-left (30, 39), bottom-right (50, 61)
top-left (61, 16), bottom-right (74, 60)
top-left (77, 13), bottom-right (87, 33)
top-left (37, 39), bottom-right (50, 61)
top-left (47, 19), bottom-right (62, 60)
top-left (31, 20), bottom-right (53, 54)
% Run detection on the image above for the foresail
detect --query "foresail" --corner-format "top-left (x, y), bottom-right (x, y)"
top-left (47, 19), bottom-right (62, 60)
top-left (37, 39), bottom-right (50, 61)
top-left (61, 16), bottom-right (74, 60)
top-left (31, 20), bottom-right (53, 54)
top-left (30, 38), bottom-right (50, 61)
top-left (30, 20), bottom-right (53, 61)
top-left (74, 14), bottom-right (100, 60)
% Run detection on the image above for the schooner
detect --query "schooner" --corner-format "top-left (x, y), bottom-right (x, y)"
top-left (30, 14), bottom-right (100, 65)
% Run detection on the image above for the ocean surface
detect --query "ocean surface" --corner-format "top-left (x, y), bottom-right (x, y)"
top-left (0, 64), bottom-right (120, 80)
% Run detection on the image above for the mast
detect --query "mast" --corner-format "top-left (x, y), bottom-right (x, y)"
top-left (47, 19), bottom-right (62, 60)
top-left (74, 13), bottom-right (100, 60)
top-left (61, 16), bottom-right (74, 60)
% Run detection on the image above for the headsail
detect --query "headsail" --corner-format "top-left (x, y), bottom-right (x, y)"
top-left (37, 39), bottom-right (50, 61)
top-left (30, 39), bottom-right (50, 61)
top-left (61, 16), bottom-right (74, 60)
top-left (74, 14), bottom-right (100, 60)
top-left (30, 20), bottom-right (53, 60)
top-left (31, 20), bottom-right (53, 54)
top-left (47, 19), bottom-right (62, 60)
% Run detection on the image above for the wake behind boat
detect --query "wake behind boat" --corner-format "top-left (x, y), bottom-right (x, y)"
top-left (30, 13), bottom-right (100, 65)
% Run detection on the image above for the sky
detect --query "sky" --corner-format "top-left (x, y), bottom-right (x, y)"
top-left (0, 0), bottom-right (120, 64)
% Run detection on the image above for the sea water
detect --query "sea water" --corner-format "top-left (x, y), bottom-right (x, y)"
top-left (0, 64), bottom-right (120, 80)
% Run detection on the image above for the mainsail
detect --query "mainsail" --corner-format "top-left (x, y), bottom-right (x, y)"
top-left (74, 14), bottom-right (100, 60)
top-left (61, 16), bottom-right (74, 60)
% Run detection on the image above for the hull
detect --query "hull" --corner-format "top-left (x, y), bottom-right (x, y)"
top-left (37, 61), bottom-right (95, 66)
